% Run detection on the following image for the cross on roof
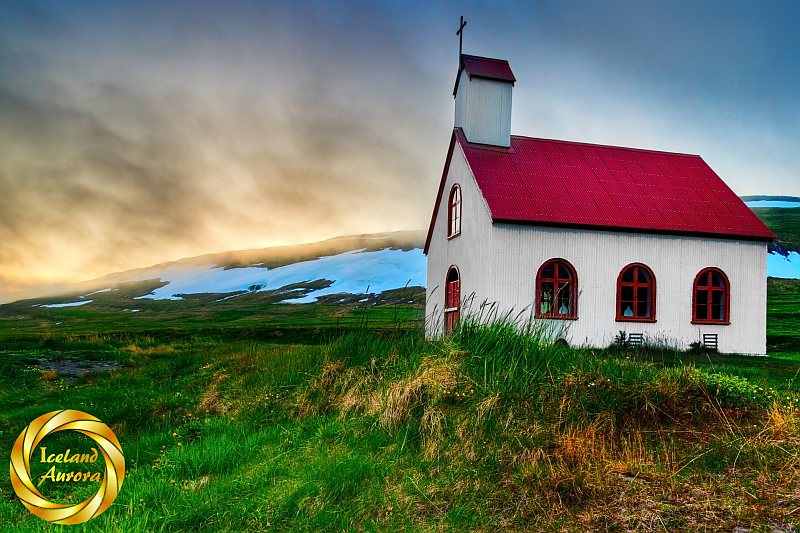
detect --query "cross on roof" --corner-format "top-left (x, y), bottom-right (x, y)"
top-left (456, 16), bottom-right (467, 59)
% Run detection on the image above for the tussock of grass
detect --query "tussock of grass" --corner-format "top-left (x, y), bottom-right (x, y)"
top-left (380, 356), bottom-right (464, 430)
top-left (39, 368), bottom-right (59, 381)
top-left (765, 403), bottom-right (800, 440)
top-left (199, 372), bottom-right (229, 416)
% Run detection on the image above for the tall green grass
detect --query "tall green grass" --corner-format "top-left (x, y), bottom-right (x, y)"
top-left (1, 317), bottom-right (799, 531)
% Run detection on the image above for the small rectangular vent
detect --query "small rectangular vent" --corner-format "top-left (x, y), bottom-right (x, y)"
top-left (702, 333), bottom-right (719, 352)
top-left (628, 333), bottom-right (644, 347)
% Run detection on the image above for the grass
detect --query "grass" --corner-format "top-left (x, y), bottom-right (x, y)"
top-left (768, 277), bottom-right (800, 353)
top-left (0, 282), bottom-right (798, 531)
top-left (0, 281), bottom-right (425, 348)
top-left (751, 206), bottom-right (800, 253)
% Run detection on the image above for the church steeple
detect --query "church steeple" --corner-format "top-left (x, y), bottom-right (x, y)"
top-left (452, 19), bottom-right (515, 148)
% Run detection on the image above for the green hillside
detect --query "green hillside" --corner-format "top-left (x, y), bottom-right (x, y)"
top-left (751, 207), bottom-right (800, 253)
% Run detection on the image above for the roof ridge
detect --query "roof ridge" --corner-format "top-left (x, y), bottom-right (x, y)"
top-left (508, 134), bottom-right (702, 158)
top-left (461, 54), bottom-right (511, 64)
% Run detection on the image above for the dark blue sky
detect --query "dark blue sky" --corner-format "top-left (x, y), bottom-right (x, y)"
top-left (1, 0), bottom-right (798, 299)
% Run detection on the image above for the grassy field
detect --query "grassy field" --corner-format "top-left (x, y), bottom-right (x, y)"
top-left (752, 206), bottom-right (800, 253)
top-left (0, 281), bottom-right (798, 531)
top-left (0, 279), bottom-right (425, 339)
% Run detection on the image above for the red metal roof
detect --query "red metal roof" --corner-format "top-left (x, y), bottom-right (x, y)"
top-left (424, 129), bottom-right (774, 254)
top-left (453, 55), bottom-right (516, 96)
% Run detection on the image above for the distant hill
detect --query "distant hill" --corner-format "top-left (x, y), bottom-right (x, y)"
top-left (748, 207), bottom-right (800, 254)
top-left (743, 199), bottom-right (800, 279)
top-left (1, 231), bottom-right (426, 309)
top-left (740, 195), bottom-right (800, 203)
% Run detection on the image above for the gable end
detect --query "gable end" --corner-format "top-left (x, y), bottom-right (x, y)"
top-left (423, 131), bottom-right (458, 255)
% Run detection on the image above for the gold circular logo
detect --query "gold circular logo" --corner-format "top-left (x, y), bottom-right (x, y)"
top-left (9, 410), bottom-right (125, 525)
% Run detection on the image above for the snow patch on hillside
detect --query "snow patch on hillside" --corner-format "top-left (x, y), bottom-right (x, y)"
top-left (82, 288), bottom-right (116, 297)
top-left (768, 251), bottom-right (800, 279)
top-left (133, 248), bottom-right (425, 302)
top-left (286, 249), bottom-right (424, 303)
top-left (41, 300), bottom-right (93, 308)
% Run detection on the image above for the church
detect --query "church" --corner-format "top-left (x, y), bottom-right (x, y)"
top-left (424, 52), bottom-right (774, 354)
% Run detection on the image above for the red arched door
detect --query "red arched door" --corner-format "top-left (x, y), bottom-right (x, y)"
top-left (444, 266), bottom-right (460, 334)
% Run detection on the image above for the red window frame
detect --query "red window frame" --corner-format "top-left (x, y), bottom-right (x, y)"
top-left (535, 258), bottom-right (578, 320)
top-left (447, 184), bottom-right (461, 239)
top-left (616, 263), bottom-right (657, 322)
top-left (692, 267), bottom-right (730, 325)
top-left (444, 266), bottom-right (460, 334)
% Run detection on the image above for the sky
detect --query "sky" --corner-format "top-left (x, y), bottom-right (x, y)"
top-left (1, 0), bottom-right (798, 303)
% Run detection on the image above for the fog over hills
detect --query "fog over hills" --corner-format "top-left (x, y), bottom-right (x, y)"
top-left (4, 231), bottom-right (426, 307)
top-left (3, 197), bottom-right (799, 309)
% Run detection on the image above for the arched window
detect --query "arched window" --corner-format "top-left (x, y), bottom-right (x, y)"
top-left (616, 263), bottom-right (656, 322)
top-left (444, 266), bottom-right (461, 333)
top-left (447, 184), bottom-right (461, 238)
top-left (535, 259), bottom-right (577, 319)
top-left (693, 268), bottom-right (730, 324)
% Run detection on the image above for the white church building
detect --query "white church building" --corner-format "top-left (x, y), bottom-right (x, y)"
top-left (424, 54), bottom-right (775, 354)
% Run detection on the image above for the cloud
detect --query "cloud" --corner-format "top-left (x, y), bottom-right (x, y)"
top-left (0, 0), bottom-right (797, 302)
top-left (0, 1), bottom-right (450, 302)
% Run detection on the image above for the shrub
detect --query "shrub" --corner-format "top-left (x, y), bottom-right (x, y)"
top-left (611, 330), bottom-right (629, 349)
top-left (702, 372), bottom-right (779, 408)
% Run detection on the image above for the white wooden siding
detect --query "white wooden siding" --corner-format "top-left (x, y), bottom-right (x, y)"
top-left (426, 142), bottom-right (495, 333)
top-left (454, 70), bottom-right (512, 147)
top-left (486, 225), bottom-right (767, 355)
top-left (426, 144), bottom-right (768, 355)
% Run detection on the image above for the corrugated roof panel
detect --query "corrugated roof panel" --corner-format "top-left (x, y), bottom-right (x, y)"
top-left (638, 160), bottom-right (662, 175)
top-left (527, 161), bottom-right (558, 177)
top-left (537, 141), bottom-right (563, 154)
top-left (577, 178), bottom-right (606, 194)
top-left (607, 192), bottom-right (629, 208)
top-left (583, 155), bottom-right (606, 168)
top-left (622, 159), bottom-right (645, 174)
top-left (478, 180), bottom-right (518, 199)
top-left (602, 180), bottom-right (625, 195)
top-left (681, 209), bottom-right (712, 229)
top-left (676, 184), bottom-right (701, 201)
top-left (704, 211), bottom-right (732, 231)
top-left (586, 202), bottom-right (613, 221)
top-left (467, 151), bottom-right (516, 172)
top-left (527, 153), bottom-right (554, 167)
top-left (557, 142), bottom-right (583, 156)
top-left (592, 191), bottom-right (617, 206)
top-left (639, 208), bottom-right (669, 225)
top-left (546, 152), bottom-right (570, 167)
top-left (456, 130), bottom-right (774, 240)
top-left (634, 195), bottom-right (660, 211)
top-left (604, 158), bottom-right (627, 172)
top-left (627, 172), bottom-right (648, 185)
top-left (567, 186), bottom-right (594, 205)
top-left (592, 165), bottom-right (615, 181)
top-left (658, 163), bottom-right (681, 179)
top-left (564, 154), bottom-right (589, 168)
top-left (695, 187), bottom-right (718, 204)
